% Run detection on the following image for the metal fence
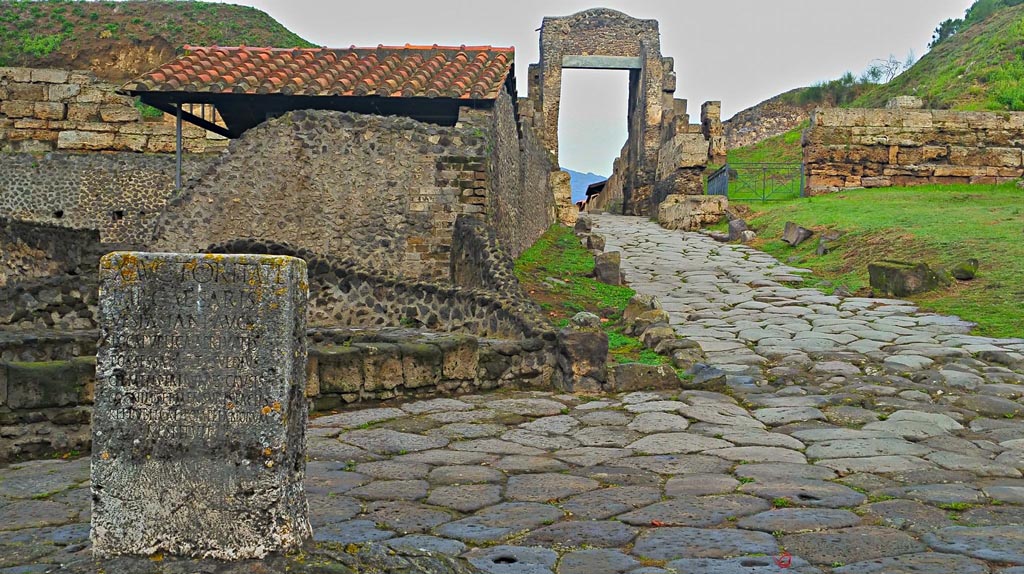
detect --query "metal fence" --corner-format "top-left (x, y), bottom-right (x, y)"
top-left (707, 162), bottom-right (805, 201)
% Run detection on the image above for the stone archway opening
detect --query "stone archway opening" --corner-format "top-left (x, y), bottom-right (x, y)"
top-left (527, 8), bottom-right (725, 220)
top-left (557, 68), bottom-right (631, 209)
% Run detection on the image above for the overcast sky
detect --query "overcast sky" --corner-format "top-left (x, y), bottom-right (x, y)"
top-left (212, 0), bottom-right (974, 175)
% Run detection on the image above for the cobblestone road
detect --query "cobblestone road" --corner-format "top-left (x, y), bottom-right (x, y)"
top-left (3, 214), bottom-right (1023, 573)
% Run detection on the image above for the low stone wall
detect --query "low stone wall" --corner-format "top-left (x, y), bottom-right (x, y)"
top-left (724, 89), bottom-right (814, 150)
top-left (0, 152), bottom-right (217, 243)
top-left (450, 215), bottom-right (523, 297)
top-left (0, 326), bottom-right (560, 461)
top-left (0, 67), bottom-right (224, 153)
top-left (804, 107), bottom-right (1024, 194)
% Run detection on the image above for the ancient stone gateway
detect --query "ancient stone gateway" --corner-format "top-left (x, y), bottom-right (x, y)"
top-left (529, 8), bottom-right (721, 216)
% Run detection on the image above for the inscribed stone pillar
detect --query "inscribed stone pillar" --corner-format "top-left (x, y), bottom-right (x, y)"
top-left (91, 252), bottom-right (311, 559)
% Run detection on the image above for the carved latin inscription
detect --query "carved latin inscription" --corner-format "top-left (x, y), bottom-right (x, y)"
top-left (91, 252), bottom-right (311, 559)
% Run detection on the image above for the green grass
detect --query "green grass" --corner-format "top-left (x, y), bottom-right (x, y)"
top-left (0, 1), bottom-right (315, 69)
top-left (853, 3), bottom-right (1024, 110)
top-left (737, 183), bottom-right (1024, 337)
top-left (726, 124), bottom-right (806, 166)
top-left (515, 225), bottom-right (668, 365)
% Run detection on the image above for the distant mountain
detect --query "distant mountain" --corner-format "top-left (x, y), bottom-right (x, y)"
top-left (562, 169), bottom-right (607, 204)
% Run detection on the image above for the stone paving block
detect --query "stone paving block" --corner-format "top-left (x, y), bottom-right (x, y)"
top-left (923, 525), bottom-right (1024, 564)
top-left (632, 527), bottom-right (779, 561)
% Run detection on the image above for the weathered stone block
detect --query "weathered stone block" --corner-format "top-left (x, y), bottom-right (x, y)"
top-left (558, 316), bottom-right (608, 391)
top-left (30, 69), bottom-right (69, 83)
top-left (609, 363), bottom-right (680, 392)
top-left (0, 363), bottom-right (7, 407)
top-left (886, 96), bottom-right (925, 109)
top-left (1, 100), bottom-right (35, 118)
top-left (0, 67), bottom-right (32, 82)
top-left (66, 103), bottom-right (100, 122)
top-left (92, 252), bottom-right (311, 559)
top-left (6, 360), bottom-right (84, 409)
top-left (99, 105), bottom-right (141, 123)
top-left (400, 343), bottom-right (442, 389)
top-left (868, 260), bottom-right (951, 297)
top-left (359, 343), bottom-right (404, 391)
top-left (657, 194), bottom-right (728, 231)
top-left (782, 222), bottom-right (814, 246)
top-left (34, 102), bottom-right (66, 121)
top-left (48, 83), bottom-right (81, 101)
top-left (317, 346), bottom-right (364, 394)
top-left (594, 251), bottom-right (623, 285)
top-left (7, 82), bottom-right (45, 100)
top-left (57, 130), bottom-right (115, 150)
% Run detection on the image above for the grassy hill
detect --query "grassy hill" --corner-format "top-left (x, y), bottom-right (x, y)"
top-left (0, 1), bottom-right (314, 80)
top-left (853, 2), bottom-right (1024, 110)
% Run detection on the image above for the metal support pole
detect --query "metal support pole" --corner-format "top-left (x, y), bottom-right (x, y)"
top-left (175, 103), bottom-right (183, 190)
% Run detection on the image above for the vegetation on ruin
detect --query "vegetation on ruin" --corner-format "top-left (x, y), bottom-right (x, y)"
top-left (853, 1), bottom-right (1024, 110)
top-left (722, 183), bottom-right (1024, 338)
top-left (0, 0), bottom-right (314, 72)
top-left (515, 224), bottom-right (667, 366)
top-left (725, 124), bottom-right (806, 165)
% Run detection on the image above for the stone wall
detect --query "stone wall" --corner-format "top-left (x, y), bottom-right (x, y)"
top-left (153, 109), bottom-right (498, 282)
top-left (450, 215), bottom-right (523, 298)
top-left (0, 152), bottom-right (215, 243)
top-left (724, 89), bottom-right (814, 150)
top-left (0, 67), bottom-right (225, 153)
top-left (804, 107), bottom-right (1024, 194)
top-left (487, 86), bottom-right (557, 259)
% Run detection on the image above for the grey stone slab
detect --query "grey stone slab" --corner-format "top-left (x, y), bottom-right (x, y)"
top-left (311, 407), bottom-right (407, 429)
top-left (354, 460), bottom-right (431, 480)
top-left (926, 451), bottom-right (1022, 477)
top-left (984, 485), bottom-right (1024, 504)
top-left (816, 455), bottom-right (935, 475)
top-left (632, 527), bottom-right (779, 560)
top-left (561, 486), bottom-right (663, 520)
top-left (519, 415), bottom-right (579, 435)
top-left (0, 501), bottom-right (78, 531)
top-left (434, 502), bottom-right (564, 543)
top-left (737, 508), bottom-right (860, 533)
top-left (0, 460), bottom-right (89, 500)
top-left (733, 463), bottom-right (837, 482)
top-left (924, 526), bottom-right (1024, 564)
top-left (521, 520), bottom-right (638, 547)
top-left (306, 494), bottom-right (361, 528)
top-left (347, 479), bottom-right (429, 501)
top-left (618, 494), bottom-right (770, 527)
top-left (753, 407), bottom-right (826, 426)
top-left (806, 438), bottom-right (933, 460)
top-left (486, 398), bottom-right (567, 417)
top-left (394, 449), bottom-right (498, 466)
top-left (465, 545), bottom-right (557, 574)
top-left (428, 423), bottom-right (508, 439)
top-left (569, 465), bottom-right (661, 486)
top-left (627, 412), bottom-right (690, 433)
top-left (451, 439), bottom-right (546, 456)
top-left (92, 252), bottom-right (311, 559)
top-left (707, 446), bottom-right (807, 464)
top-left (385, 534), bottom-right (467, 556)
top-left (627, 433), bottom-right (732, 454)
top-left (313, 519), bottom-right (394, 544)
top-left (782, 526), bottom-right (926, 566)
top-left (573, 426), bottom-right (640, 448)
top-left (491, 455), bottom-right (569, 474)
top-left (425, 484), bottom-right (502, 513)
top-left (501, 429), bottom-right (580, 451)
top-left (665, 474), bottom-right (739, 497)
top-left (665, 556), bottom-right (823, 574)
top-left (505, 473), bottom-right (599, 502)
top-left (960, 505), bottom-right (1024, 526)
top-left (400, 398), bottom-right (475, 415)
top-left (576, 410), bottom-right (632, 426)
top-left (360, 501), bottom-right (452, 534)
top-left (556, 549), bottom-right (639, 574)
top-left (876, 483), bottom-right (986, 506)
top-left (427, 465), bottom-right (505, 485)
top-left (859, 500), bottom-right (956, 534)
top-left (616, 454), bottom-right (733, 475)
top-left (739, 478), bottom-right (866, 508)
top-left (833, 552), bottom-right (990, 574)
top-left (340, 429), bottom-right (449, 454)
top-left (554, 447), bottom-right (635, 466)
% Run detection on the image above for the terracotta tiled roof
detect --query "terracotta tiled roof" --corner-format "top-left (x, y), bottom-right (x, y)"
top-left (122, 45), bottom-right (514, 100)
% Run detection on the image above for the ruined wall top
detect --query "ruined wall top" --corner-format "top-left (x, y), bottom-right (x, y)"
top-left (540, 8), bottom-right (661, 61)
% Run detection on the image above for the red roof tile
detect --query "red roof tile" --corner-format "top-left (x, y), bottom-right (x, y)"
top-left (122, 45), bottom-right (514, 100)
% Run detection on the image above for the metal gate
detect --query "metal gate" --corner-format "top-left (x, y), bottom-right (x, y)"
top-left (707, 163), bottom-right (805, 201)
